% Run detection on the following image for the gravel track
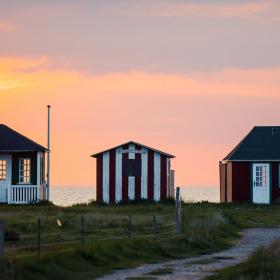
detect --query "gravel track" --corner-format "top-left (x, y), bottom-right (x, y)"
top-left (97, 228), bottom-right (280, 280)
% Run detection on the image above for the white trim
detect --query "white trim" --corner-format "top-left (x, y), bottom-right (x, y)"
top-left (18, 158), bottom-right (31, 184)
top-left (37, 152), bottom-right (41, 201)
top-left (128, 143), bottom-right (135, 200)
top-left (141, 147), bottom-right (148, 199)
top-left (115, 147), bottom-right (122, 202)
top-left (154, 153), bottom-right (161, 201)
top-left (0, 155), bottom-right (11, 203)
top-left (102, 152), bottom-right (110, 203)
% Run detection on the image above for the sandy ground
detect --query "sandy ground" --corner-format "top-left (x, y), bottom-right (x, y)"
top-left (97, 228), bottom-right (280, 280)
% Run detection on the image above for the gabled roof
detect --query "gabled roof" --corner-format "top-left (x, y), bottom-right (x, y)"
top-left (223, 126), bottom-right (280, 161)
top-left (0, 124), bottom-right (47, 152)
top-left (91, 141), bottom-right (175, 158)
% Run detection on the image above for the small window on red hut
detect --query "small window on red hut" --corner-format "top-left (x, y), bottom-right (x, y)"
top-left (122, 159), bottom-right (141, 177)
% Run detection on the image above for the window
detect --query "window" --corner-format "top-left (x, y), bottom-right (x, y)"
top-left (255, 166), bottom-right (267, 187)
top-left (0, 160), bottom-right (7, 180)
top-left (122, 159), bottom-right (141, 177)
top-left (19, 158), bottom-right (31, 184)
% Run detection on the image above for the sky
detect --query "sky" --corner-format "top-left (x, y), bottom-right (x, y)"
top-left (1, 0), bottom-right (280, 187)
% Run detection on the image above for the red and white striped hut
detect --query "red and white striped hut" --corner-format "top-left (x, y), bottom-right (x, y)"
top-left (91, 141), bottom-right (175, 203)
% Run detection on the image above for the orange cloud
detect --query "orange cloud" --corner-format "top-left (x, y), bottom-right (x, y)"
top-left (0, 21), bottom-right (16, 32)
top-left (1, 57), bottom-right (280, 98)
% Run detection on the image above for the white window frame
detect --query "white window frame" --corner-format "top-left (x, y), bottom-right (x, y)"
top-left (255, 165), bottom-right (267, 187)
top-left (0, 160), bottom-right (7, 180)
top-left (19, 158), bottom-right (31, 184)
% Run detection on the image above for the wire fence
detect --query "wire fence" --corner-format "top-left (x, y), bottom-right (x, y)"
top-left (1, 210), bottom-right (184, 258)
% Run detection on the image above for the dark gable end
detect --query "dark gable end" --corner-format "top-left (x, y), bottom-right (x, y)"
top-left (224, 126), bottom-right (280, 161)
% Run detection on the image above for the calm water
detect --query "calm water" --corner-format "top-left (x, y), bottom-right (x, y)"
top-left (50, 186), bottom-right (219, 206)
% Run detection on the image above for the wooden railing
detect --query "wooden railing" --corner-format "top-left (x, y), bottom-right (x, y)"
top-left (8, 186), bottom-right (40, 204)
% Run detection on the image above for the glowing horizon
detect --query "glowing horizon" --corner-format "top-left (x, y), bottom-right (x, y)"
top-left (1, 1), bottom-right (280, 187)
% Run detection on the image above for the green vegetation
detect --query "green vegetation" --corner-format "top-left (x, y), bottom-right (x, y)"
top-left (207, 239), bottom-right (280, 280)
top-left (2, 201), bottom-right (280, 280)
top-left (0, 202), bottom-right (240, 280)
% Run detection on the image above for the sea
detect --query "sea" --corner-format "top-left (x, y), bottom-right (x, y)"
top-left (50, 186), bottom-right (219, 206)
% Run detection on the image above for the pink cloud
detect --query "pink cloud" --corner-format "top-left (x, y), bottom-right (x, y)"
top-left (0, 21), bottom-right (16, 32)
top-left (120, 1), bottom-right (275, 20)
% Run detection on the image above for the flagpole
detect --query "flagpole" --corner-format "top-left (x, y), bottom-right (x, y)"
top-left (47, 105), bottom-right (51, 201)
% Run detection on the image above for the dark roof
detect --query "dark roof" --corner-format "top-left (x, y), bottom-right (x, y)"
top-left (0, 124), bottom-right (47, 152)
top-left (224, 126), bottom-right (280, 161)
top-left (91, 141), bottom-right (175, 158)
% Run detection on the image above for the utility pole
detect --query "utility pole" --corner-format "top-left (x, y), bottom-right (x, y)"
top-left (47, 105), bottom-right (51, 201)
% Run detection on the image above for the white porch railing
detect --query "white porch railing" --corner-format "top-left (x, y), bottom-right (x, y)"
top-left (8, 186), bottom-right (40, 205)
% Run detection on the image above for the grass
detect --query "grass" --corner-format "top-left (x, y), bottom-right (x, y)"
top-left (0, 201), bottom-right (241, 280)
top-left (207, 239), bottom-right (280, 280)
top-left (3, 201), bottom-right (280, 279)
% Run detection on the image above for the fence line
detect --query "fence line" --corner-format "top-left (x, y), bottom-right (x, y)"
top-left (2, 199), bottom-right (184, 259)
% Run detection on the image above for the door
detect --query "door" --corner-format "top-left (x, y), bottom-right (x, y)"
top-left (252, 163), bottom-right (270, 204)
top-left (0, 156), bottom-right (11, 203)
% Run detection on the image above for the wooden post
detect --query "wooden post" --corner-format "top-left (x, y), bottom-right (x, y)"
top-left (175, 187), bottom-right (182, 234)
top-left (37, 218), bottom-right (41, 255)
top-left (128, 215), bottom-right (132, 239)
top-left (81, 215), bottom-right (85, 245)
top-left (0, 220), bottom-right (5, 259)
top-left (153, 216), bottom-right (157, 237)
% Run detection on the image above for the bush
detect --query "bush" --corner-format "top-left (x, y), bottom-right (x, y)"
top-left (4, 230), bottom-right (20, 242)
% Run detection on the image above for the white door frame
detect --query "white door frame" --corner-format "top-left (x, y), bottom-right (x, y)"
top-left (252, 163), bottom-right (271, 204)
top-left (0, 155), bottom-right (12, 203)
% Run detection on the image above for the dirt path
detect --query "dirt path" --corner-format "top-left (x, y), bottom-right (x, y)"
top-left (97, 228), bottom-right (280, 280)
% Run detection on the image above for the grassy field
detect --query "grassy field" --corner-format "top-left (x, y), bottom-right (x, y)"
top-left (1, 201), bottom-right (280, 280)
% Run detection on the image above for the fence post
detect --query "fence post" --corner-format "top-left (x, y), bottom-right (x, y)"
top-left (81, 215), bottom-right (85, 245)
top-left (153, 216), bottom-right (157, 237)
top-left (128, 215), bottom-right (132, 239)
top-left (175, 187), bottom-right (182, 234)
top-left (0, 220), bottom-right (5, 259)
top-left (37, 218), bottom-right (41, 255)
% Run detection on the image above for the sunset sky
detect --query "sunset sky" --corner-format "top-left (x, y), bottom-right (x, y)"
top-left (1, 0), bottom-right (280, 187)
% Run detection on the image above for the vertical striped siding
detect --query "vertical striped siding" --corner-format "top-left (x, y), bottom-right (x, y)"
top-left (96, 144), bottom-right (172, 203)
top-left (147, 150), bottom-right (154, 200)
top-left (154, 152), bottom-right (161, 201)
top-left (128, 143), bottom-right (135, 200)
top-left (160, 156), bottom-right (167, 200)
top-left (115, 147), bottom-right (122, 203)
top-left (122, 145), bottom-right (129, 202)
top-left (102, 152), bottom-right (110, 203)
top-left (96, 155), bottom-right (103, 203)
top-left (109, 150), bottom-right (116, 203)
top-left (141, 147), bottom-right (148, 199)
top-left (135, 144), bottom-right (142, 200)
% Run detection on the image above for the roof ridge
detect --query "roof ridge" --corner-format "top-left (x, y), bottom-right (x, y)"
top-left (91, 141), bottom-right (175, 158)
top-left (223, 127), bottom-right (255, 161)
